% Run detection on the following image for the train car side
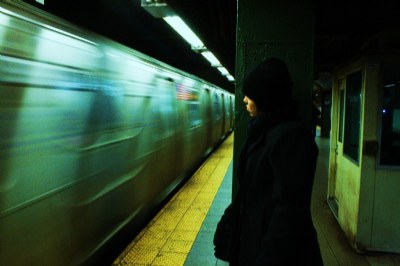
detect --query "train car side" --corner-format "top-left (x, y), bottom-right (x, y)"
top-left (0, 1), bottom-right (234, 265)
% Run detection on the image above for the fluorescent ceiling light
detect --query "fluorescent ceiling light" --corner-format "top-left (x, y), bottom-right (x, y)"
top-left (163, 16), bottom-right (204, 49)
top-left (227, 75), bottom-right (235, 82)
top-left (217, 66), bottom-right (229, 76)
top-left (159, 14), bottom-right (232, 83)
top-left (201, 51), bottom-right (221, 66)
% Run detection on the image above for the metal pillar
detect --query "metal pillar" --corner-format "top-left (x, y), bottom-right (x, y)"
top-left (233, 0), bottom-right (315, 195)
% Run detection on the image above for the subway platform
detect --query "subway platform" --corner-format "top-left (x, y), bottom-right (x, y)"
top-left (113, 132), bottom-right (400, 266)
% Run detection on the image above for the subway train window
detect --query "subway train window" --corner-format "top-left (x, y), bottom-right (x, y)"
top-left (176, 84), bottom-right (201, 128)
top-left (156, 79), bottom-right (176, 139)
top-left (380, 66), bottom-right (400, 166)
top-left (214, 92), bottom-right (222, 119)
top-left (187, 90), bottom-right (201, 128)
top-left (343, 70), bottom-right (362, 164)
top-left (188, 102), bottom-right (201, 128)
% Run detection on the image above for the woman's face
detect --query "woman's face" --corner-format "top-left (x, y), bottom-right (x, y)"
top-left (243, 96), bottom-right (258, 117)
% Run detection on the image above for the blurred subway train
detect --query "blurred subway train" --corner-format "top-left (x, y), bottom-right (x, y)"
top-left (0, 1), bottom-right (234, 265)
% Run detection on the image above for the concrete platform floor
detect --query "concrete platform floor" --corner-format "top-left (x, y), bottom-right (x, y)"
top-left (114, 133), bottom-right (400, 265)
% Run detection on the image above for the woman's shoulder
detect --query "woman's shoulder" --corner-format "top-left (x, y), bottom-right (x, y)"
top-left (268, 119), bottom-right (313, 142)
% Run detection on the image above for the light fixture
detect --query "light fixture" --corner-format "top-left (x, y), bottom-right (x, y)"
top-left (142, 0), bottom-right (235, 82)
top-left (200, 51), bottom-right (221, 67)
top-left (163, 16), bottom-right (204, 49)
top-left (217, 66), bottom-right (229, 76)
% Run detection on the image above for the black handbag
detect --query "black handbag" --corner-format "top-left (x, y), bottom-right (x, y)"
top-left (213, 204), bottom-right (234, 262)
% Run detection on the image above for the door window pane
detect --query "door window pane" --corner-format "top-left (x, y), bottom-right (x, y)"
top-left (343, 70), bottom-right (362, 163)
top-left (380, 67), bottom-right (400, 166)
top-left (339, 89), bottom-right (345, 143)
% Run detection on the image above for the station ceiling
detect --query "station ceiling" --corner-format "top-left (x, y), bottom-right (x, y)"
top-left (30, 0), bottom-right (399, 93)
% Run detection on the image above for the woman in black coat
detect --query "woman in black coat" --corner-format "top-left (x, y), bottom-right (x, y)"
top-left (214, 58), bottom-right (323, 265)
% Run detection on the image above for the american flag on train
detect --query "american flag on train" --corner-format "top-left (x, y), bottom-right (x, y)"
top-left (176, 84), bottom-right (192, 100)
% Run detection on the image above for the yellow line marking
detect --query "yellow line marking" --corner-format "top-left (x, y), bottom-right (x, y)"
top-left (114, 133), bottom-right (234, 265)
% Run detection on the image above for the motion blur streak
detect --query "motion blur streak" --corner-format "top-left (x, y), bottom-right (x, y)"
top-left (0, 1), bottom-right (234, 265)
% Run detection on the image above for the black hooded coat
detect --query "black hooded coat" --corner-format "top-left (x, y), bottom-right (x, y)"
top-left (214, 58), bottom-right (323, 265)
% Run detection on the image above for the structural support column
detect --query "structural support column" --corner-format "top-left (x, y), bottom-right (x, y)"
top-left (233, 0), bottom-right (315, 194)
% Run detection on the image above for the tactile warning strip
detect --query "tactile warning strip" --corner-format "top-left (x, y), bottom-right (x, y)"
top-left (113, 133), bottom-right (233, 266)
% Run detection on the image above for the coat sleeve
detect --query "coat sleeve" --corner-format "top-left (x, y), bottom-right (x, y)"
top-left (255, 124), bottom-right (319, 265)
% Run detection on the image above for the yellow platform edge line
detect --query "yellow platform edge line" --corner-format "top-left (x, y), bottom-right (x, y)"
top-left (114, 133), bottom-right (234, 266)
